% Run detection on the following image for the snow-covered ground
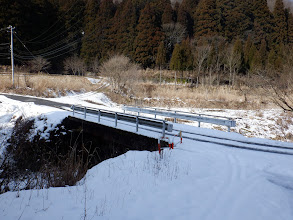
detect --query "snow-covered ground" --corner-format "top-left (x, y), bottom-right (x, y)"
top-left (1, 139), bottom-right (293, 220)
top-left (1, 91), bottom-right (293, 220)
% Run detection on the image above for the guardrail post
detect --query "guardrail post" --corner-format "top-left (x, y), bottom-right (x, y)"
top-left (84, 107), bottom-right (87, 119)
top-left (174, 111), bottom-right (177, 123)
top-left (136, 116), bottom-right (139, 132)
top-left (155, 108), bottom-right (157, 118)
top-left (162, 120), bottom-right (166, 138)
top-left (98, 110), bottom-right (101, 122)
top-left (228, 126), bottom-right (230, 132)
top-left (72, 105), bottom-right (75, 116)
top-left (198, 114), bottom-right (201, 127)
top-left (115, 113), bottom-right (118, 127)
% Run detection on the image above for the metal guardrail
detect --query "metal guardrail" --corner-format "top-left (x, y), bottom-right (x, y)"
top-left (71, 105), bottom-right (173, 137)
top-left (123, 106), bottom-right (236, 132)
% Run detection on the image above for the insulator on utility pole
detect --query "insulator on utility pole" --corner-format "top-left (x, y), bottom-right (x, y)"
top-left (8, 25), bottom-right (15, 87)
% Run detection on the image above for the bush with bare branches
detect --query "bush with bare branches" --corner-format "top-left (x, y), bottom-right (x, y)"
top-left (64, 55), bottom-right (87, 76)
top-left (100, 55), bottom-right (141, 95)
top-left (27, 56), bottom-right (51, 73)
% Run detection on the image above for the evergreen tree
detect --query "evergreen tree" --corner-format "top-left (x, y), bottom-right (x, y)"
top-left (243, 35), bottom-right (253, 70)
top-left (162, 1), bottom-right (174, 24)
top-left (193, 0), bottom-right (218, 37)
top-left (97, 0), bottom-right (116, 60)
top-left (259, 39), bottom-right (267, 68)
top-left (169, 41), bottom-right (193, 72)
top-left (267, 48), bottom-right (281, 70)
top-left (251, 41), bottom-right (267, 71)
top-left (81, 0), bottom-right (116, 62)
top-left (173, 2), bottom-right (180, 22)
top-left (233, 37), bottom-right (245, 71)
top-left (181, 39), bottom-right (193, 71)
top-left (156, 41), bottom-right (167, 68)
top-left (113, 0), bottom-right (138, 59)
top-left (134, 3), bottom-right (163, 68)
top-left (252, 0), bottom-right (274, 44)
top-left (80, 0), bottom-right (100, 63)
top-left (251, 38), bottom-right (267, 70)
top-left (273, 0), bottom-right (287, 45)
top-left (217, 0), bottom-right (252, 41)
top-left (177, 0), bottom-right (198, 37)
top-left (287, 11), bottom-right (293, 45)
top-left (248, 43), bottom-right (257, 70)
top-left (58, 0), bottom-right (85, 57)
top-left (170, 44), bottom-right (182, 71)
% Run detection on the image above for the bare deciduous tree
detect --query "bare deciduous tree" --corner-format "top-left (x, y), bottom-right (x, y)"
top-left (163, 23), bottom-right (186, 51)
top-left (225, 46), bottom-right (241, 87)
top-left (254, 46), bottom-right (293, 112)
top-left (28, 56), bottom-right (51, 73)
top-left (192, 43), bottom-right (211, 87)
top-left (91, 58), bottom-right (99, 76)
top-left (100, 55), bottom-right (140, 95)
top-left (64, 55), bottom-right (86, 76)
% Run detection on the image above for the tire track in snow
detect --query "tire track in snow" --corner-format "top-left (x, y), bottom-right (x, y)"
top-left (200, 153), bottom-right (241, 220)
top-left (195, 152), bottom-right (237, 219)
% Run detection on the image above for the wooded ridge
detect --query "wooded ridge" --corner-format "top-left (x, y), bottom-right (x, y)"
top-left (0, 0), bottom-right (293, 75)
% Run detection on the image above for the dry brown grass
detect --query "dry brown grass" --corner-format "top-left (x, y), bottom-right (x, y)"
top-left (130, 82), bottom-right (274, 110)
top-left (0, 71), bottom-right (292, 111)
top-left (0, 73), bottom-right (103, 97)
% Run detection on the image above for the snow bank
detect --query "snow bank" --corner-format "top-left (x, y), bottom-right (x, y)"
top-left (1, 142), bottom-right (293, 220)
top-left (0, 95), bottom-right (69, 156)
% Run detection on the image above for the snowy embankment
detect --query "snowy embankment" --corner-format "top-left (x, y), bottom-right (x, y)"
top-left (1, 85), bottom-right (293, 219)
top-left (1, 141), bottom-right (293, 220)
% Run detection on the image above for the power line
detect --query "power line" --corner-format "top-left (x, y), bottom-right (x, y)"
top-left (24, 10), bottom-right (84, 44)
top-left (23, 0), bottom-right (83, 43)
top-left (14, 35), bottom-right (80, 59)
top-left (13, 33), bottom-right (50, 74)
top-left (11, 3), bottom-right (102, 63)
top-left (12, 4), bottom-right (99, 55)
top-left (14, 29), bottom-right (82, 55)
top-left (0, 53), bottom-right (10, 58)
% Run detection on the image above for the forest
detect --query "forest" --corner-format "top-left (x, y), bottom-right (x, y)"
top-left (0, 0), bottom-right (293, 79)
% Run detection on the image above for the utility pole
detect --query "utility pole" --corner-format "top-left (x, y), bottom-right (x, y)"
top-left (8, 25), bottom-right (15, 87)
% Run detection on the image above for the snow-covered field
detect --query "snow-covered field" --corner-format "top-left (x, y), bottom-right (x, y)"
top-left (1, 89), bottom-right (293, 220)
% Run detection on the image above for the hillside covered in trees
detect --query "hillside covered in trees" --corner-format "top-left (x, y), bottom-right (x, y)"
top-left (1, 0), bottom-right (293, 76)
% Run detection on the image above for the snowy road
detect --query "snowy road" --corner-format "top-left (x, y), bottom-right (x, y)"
top-left (0, 93), bottom-right (72, 108)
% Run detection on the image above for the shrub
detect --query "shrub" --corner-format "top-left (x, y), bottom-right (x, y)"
top-left (100, 55), bottom-right (141, 96)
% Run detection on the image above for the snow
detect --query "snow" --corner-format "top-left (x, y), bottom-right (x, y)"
top-left (0, 95), bottom-right (69, 155)
top-left (48, 91), bottom-right (117, 110)
top-left (1, 145), bottom-right (293, 220)
top-left (86, 77), bottom-right (101, 84)
top-left (130, 107), bottom-right (293, 142)
top-left (1, 92), bottom-right (293, 220)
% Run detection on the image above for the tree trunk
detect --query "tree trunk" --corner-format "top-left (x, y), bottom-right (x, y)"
top-left (175, 71), bottom-right (177, 89)
top-left (160, 66), bottom-right (162, 85)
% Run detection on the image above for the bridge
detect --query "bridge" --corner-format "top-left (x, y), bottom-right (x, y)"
top-left (68, 104), bottom-right (237, 153)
